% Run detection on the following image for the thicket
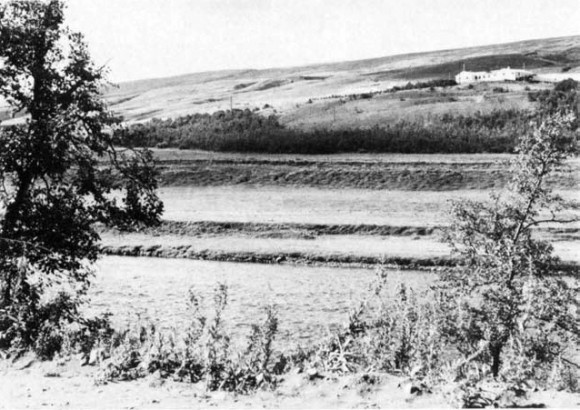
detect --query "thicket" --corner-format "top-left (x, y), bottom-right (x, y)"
top-left (528, 79), bottom-right (579, 126)
top-left (116, 108), bottom-right (533, 154)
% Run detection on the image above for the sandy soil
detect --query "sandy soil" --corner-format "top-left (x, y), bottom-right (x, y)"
top-left (0, 357), bottom-right (450, 409)
top-left (2, 355), bottom-right (578, 409)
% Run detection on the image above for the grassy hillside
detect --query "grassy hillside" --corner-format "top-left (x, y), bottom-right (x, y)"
top-left (104, 35), bottom-right (580, 126)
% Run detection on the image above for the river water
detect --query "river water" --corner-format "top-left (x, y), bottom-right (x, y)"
top-left (87, 256), bottom-right (436, 349)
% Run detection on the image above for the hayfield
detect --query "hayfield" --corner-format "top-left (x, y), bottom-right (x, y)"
top-left (156, 186), bottom-right (579, 226)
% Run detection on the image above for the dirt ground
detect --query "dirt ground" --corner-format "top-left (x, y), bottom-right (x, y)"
top-left (2, 355), bottom-right (578, 409)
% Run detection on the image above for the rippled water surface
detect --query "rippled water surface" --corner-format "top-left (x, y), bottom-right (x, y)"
top-left (88, 256), bottom-right (435, 349)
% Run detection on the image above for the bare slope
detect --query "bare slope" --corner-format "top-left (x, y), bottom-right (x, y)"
top-left (104, 35), bottom-right (580, 124)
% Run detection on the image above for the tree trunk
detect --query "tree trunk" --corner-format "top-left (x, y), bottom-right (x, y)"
top-left (490, 343), bottom-right (502, 378)
top-left (0, 172), bottom-right (33, 304)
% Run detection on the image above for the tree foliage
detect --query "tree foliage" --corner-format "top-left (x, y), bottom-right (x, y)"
top-left (116, 108), bottom-right (532, 154)
top-left (0, 0), bottom-right (163, 355)
top-left (438, 108), bottom-right (579, 381)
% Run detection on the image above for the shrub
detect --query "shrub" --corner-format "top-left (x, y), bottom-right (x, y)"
top-left (437, 111), bottom-right (579, 395)
top-left (300, 268), bottom-right (442, 383)
top-left (96, 283), bottom-right (280, 393)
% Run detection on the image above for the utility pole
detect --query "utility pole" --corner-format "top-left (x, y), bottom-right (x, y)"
top-left (230, 96), bottom-right (233, 112)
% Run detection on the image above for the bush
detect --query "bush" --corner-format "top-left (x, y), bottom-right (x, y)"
top-left (95, 283), bottom-right (281, 393)
top-left (293, 268), bottom-right (442, 384)
top-left (528, 79), bottom-right (579, 125)
top-left (436, 111), bottom-right (579, 397)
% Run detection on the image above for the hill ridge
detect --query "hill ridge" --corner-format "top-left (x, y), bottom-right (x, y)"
top-left (104, 35), bottom-right (580, 124)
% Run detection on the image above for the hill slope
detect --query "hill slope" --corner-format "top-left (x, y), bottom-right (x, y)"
top-left (105, 35), bottom-right (580, 125)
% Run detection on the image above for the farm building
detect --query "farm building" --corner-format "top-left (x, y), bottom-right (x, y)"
top-left (535, 72), bottom-right (580, 83)
top-left (455, 67), bottom-right (535, 84)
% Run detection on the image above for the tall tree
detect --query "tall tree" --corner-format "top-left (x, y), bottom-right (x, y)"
top-left (0, 0), bottom-right (163, 355)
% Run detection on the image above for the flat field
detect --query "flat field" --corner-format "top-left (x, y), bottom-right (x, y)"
top-left (101, 184), bottom-right (579, 267)
top-left (155, 186), bottom-right (579, 226)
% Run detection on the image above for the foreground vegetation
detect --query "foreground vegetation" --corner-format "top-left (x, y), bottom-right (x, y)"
top-left (12, 107), bottom-right (575, 408)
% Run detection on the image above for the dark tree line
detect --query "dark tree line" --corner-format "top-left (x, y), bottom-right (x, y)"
top-left (116, 108), bottom-right (535, 154)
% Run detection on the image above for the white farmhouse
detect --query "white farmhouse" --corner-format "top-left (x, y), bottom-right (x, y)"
top-left (455, 70), bottom-right (490, 84)
top-left (535, 72), bottom-right (580, 83)
top-left (456, 67), bottom-right (535, 84)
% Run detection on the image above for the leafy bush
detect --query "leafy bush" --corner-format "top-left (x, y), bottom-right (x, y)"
top-left (528, 79), bottom-right (579, 125)
top-left (96, 283), bottom-right (281, 393)
top-left (293, 268), bottom-right (442, 384)
top-left (434, 111), bottom-right (579, 399)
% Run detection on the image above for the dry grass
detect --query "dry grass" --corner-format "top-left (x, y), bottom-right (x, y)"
top-left (150, 149), bottom-right (516, 164)
top-left (156, 186), bottom-right (579, 226)
top-left (155, 157), bottom-right (578, 191)
top-left (281, 82), bottom-right (540, 130)
top-left (104, 36), bottom-right (579, 125)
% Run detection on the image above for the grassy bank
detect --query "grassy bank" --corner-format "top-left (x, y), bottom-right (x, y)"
top-left (98, 220), bottom-right (580, 240)
top-left (155, 156), bottom-right (578, 190)
top-left (99, 245), bottom-right (454, 269)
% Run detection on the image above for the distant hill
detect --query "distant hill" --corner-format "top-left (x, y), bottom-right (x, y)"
top-left (105, 35), bottom-right (580, 125)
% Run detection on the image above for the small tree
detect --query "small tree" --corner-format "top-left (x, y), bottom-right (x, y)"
top-left (0, 0), bottom-right (163, 356)
top-left (438, 109), bottom-right (578, 382)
